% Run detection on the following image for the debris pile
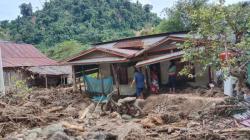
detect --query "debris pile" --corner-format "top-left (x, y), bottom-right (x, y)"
top-left (0, 88), bottom-right (91, 138)
top-left (2, 89), bottom-right (250, 140)
top-left (141, 94), bottom-right (250, 139)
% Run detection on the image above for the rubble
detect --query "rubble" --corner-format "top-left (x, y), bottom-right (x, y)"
top-left (1, 87), bottom-right (250, 140)
top-left (0, 88), bottom-right (91, 138)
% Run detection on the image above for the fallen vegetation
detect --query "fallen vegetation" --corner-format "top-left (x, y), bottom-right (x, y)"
top-left (1, 88), bottom-right (250, 140)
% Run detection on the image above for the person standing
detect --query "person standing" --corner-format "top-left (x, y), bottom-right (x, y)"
top-left (150, 66), bottom-right (159, 94)
top-left (131, 68), bottom-right (145, 99)
top-left (168, 61), bottom-right (177, 93)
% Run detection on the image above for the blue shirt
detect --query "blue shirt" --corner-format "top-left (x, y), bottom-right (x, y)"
top-left (135, 72), bottom-right (145, 88)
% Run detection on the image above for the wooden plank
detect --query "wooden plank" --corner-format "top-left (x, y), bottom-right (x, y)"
top-left (72, 65), bottom-right (77, 92)
top-left (111, 64), bottom-right (120, 96)
top-left (45, 75), bottom-right (48, 89)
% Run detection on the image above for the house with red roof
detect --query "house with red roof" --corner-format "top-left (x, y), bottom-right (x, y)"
top-left (0, 41), bottom-right (71, 92)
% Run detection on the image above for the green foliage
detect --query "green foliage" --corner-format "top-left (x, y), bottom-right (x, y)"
top-left (2, 0), bottom-right (160, 59)
top-left (154, 17), bottom-right (186, 33)
top-left (19, 3), bottom-right (33, 17)
top-left (181, 1), bottom-right (250, 76)
top-left (13, 79), bottom-right (32, 99)
top-left (137, 0), bottom-right (208, 35)
top-left (154, 0), bottom-right (208, 33)
top-left (0, 27), bottom-right (10, 40)
top-left (46, 40), bottom-right (89, 60)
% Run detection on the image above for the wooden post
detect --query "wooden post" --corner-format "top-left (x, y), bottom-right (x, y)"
top-left (111, 64), bottom-right (120, 96)
top-left (208, 66), bottom-right (212, 83)
top-left (0, 47), bottom-right (5, 95)
top-left (45, 75), bottom-right (48, 89)
top-left (72, 65), bottom-right (77, 92)
top-left (145, 66), bottom-right (151, 90)
top-left (97, 65), bottom-right (100, 79)
top-left (101, 78), bottom-right (104, 95)
top-left (82, 69), bottom-right (87, 92)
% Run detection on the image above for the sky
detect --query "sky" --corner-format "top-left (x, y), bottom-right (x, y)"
top-left (0, 0), bottom-right (248, 21)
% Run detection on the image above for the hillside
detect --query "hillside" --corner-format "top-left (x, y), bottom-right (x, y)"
top-left (0, 0), bottom-right (160, 60)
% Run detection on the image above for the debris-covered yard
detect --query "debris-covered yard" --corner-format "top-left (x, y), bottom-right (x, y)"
top-left (1, 88), bottom-right (250, 140)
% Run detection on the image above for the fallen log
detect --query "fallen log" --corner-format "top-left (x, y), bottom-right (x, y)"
top-left (79, 103), bottom-right (94, 119)
top-left (62, 121), bottom-right (84, 132)
top-left (214, 127), bottom-right (250, 133)
top-left (45, 106), bottom-right (64, 113)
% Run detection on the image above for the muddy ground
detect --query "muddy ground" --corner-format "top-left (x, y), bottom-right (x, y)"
top-left (1, 87), bottom-right (250, 140)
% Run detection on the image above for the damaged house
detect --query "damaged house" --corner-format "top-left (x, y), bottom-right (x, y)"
top-left (0, 41), bottom-right (71, 92)
top-left (65, 31), bottom-right (213, 96)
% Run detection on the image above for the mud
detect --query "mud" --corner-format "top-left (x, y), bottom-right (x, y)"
top-left (1, 88), bottom-right (250, 140)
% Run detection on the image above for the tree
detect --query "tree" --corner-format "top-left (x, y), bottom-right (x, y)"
top-left (154, 0), bottom-right (208, 33)
top-left (19, 3), bottom-right (33, 17)
top-left (0, 27), bottom-right (10, 40)
top-left (46, 40), bottom-right (89, 61)
top-left (5, 0), bottom-right (160, 55)
top-left (143, 4), bottom-right (153, 13)
top-left (181, 1), bottom-right (250, 94)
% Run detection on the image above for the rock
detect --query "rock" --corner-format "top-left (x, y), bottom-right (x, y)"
top-left (25, 132), bottom-right (38, 140)
top-left (42, 123), bottom-right (64, 137)
top-left (110, 112), bottom-right (121, 119)
top-left (122, 114), bottom-right (132, 120)
top-left (140, 115), bottom-right (164, 128)
top-left (151, 116), bottom-right (164, 125)
top-left (48, 131), bottom-right (70, 140)
top-left (140, 118), bottom-right (156, 128)
top-left (84, 132), bottom-right (117, 140)
top-left (28, 128), bottom-right (42, 134)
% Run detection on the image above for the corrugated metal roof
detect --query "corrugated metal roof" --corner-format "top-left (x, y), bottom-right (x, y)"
top-left (28, 65), bottom-right (71, 76)
top-left (65, 32), bottom-right (189, 64)
top-left (68, 57), bottom-right (128, 65)
top-left (0, 42), bottom-right (57, 67)
top-left (105, 48), bottom-right (138, 57)
top-left (114, 40), bottom-right (143, 49)
top-left (141, 36), bottom-right (166, 47)
top-left (95, 36), bottom-right (166, 50)
top-left (93, 31), bottom-right (189, 45)
top-left (136, 51), bottom-right (184, 67)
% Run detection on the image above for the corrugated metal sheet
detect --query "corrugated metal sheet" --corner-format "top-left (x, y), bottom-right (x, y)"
top-left (136, 51), bottom-right (184, 67)
top-left (114, 40), bottom-right (143, 49)
top-left (69, 57), bottom-right (128, 65)
top-left (106, 48), bottom-right (138, 56)
top-left (28, 66), bottom-right (71, 75)
top-left (0, 42), bottom-right (57, 67)
top-left (142, 36), bottom-right (166, 47)
top-left (66, 32), bottom-right (189, 64)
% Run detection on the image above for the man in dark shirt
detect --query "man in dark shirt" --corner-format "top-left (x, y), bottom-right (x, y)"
top-left (131, 68), bottom-right (145, 99)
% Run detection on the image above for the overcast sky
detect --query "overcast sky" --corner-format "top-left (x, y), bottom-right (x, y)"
top-left (0, 0), bottom-right (248, 21)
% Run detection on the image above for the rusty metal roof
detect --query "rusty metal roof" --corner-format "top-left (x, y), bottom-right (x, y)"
top-left (136, 51), bottom-right (184, 67)
top-left (28, 65), bottom-right (71, 76)
top-left (93, 31), bottom-right (189, 45)
top-left (65, 31), bottom-right (189, 64)
top-left (68, 57), bottom-right (128, 65)
top-left (114, 39), bottom-right (143, 49)
top-left (0, 41), bottom-right (57, 68)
